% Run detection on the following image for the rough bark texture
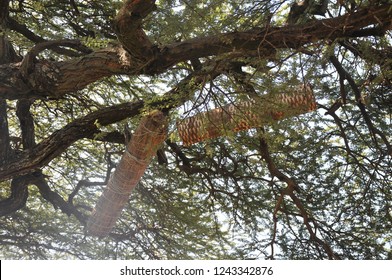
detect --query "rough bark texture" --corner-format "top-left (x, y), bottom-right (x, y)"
top-left (0, 174), bottom-right (30, 216)
top-left (87, 110), bottom-right (168, 237)
top-left (113, 0), bottom-right (156, 62)
top-left (0, 99), bottom-right (11, 165)
top-left (177, 84), bottom-right (316, 146)
top-left (0, 4), bottom-right (390, 100)
top-left (0, 101), bottom-right (144, 182)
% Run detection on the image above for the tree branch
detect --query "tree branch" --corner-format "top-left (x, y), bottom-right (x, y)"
top-left (148, 3), bottom-right (392, 73)
top-left (0, 99), bottom-right (12, 164)
top-left (0, 3), bottom-right (390, 100)
top-left (20, 39), bottom-right (89, 77)
top-left (6, 17), bottom-right (92, 57)
top-left (113, 0), bottom-right (156, 63)
top-left (16, 99), bottom-right (36, 149)
top-left (340, 39), bottom-right (392, 68)
top-left (0, 0), bottom-right (10, 24)
top-left (0, 101), bottom-right (144, 182)
top-left (0, 169), bottom-right (88, 222)
top-left (32, 171), bottom-right (87, 225)
top-left (0, 174), bottom-right (31, 216)
top-left (330, 55), bottom-right (392, 155)
top-left (0, 35), bottom-right (21, 64)
top-left (258, 137), bottom-right (340, 259)
top-left (0, 59), bottom-right (224, 182)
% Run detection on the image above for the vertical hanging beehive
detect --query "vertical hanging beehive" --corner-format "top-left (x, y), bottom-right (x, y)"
top-left (87, 110), bottom-right (168, 237)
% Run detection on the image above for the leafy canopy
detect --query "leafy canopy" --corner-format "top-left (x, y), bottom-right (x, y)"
top-left (0, 0), bottom-right (391, 259)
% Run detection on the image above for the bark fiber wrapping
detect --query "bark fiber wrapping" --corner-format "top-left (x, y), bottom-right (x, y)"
top-left (177, 84), bottom-right (316, 146)
top-left (87, 110), bottom-right (167, 236)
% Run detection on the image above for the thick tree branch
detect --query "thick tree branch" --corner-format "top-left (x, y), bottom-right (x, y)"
top-left (87, 130), bottom-right (125, 144)
top-left (0, 45), bottom-right (133, 100)
top-left (113, 0), bottom-right (156, 63)
top-left (0, 101), bottom-right (144, 182)
top-left (20, 39), bottom-right (88, 77)
top-left (0, 173), bottom-right (30, 216)
top-left (148, 3), bottom-right (392, 73)
top-left (0, 63), bottom-right (34, 100)
top-left (0, 0), bottom-right (10, 21)
top-left (0, 59), bottom-right (224, 182)
top-left (0, 35), bottom-right (18, 164)
top-left (0, 99), bottom-right (11, 164)
top-left (0, 35), bottom-right (21, 64)
top-left (0, 170), bottom-right (87, 222)
top-left (0, 3), bottom-right (390, 100)
top-left (16, 99), bottom-right (36, 149)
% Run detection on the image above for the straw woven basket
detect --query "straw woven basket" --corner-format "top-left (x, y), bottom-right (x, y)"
top-left (177, 84), bottom-right (316, 146)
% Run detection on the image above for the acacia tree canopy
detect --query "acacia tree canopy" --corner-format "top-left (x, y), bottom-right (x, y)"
top-left (0, 0), bottom-right (391, 259)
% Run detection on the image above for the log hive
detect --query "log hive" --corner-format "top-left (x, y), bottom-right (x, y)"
top-left (177, 84), bottom-right (317, 146)
top-left (87, 110), bottom-right (167, 237)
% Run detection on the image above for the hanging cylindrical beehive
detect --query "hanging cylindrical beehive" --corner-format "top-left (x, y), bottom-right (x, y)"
top-left (177, 84), bottom-right (316, 146)
top-left (87, 110), bottom-right (168, 237)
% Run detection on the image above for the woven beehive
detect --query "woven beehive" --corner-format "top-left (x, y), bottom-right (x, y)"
top-left (177, 84), bottom-right (316, 146)
top-left (87, 110), bottom-right (168, 237)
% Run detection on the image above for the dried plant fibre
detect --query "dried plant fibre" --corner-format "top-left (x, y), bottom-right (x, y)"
top-left (87, 110), bottom-right (168, 237)
top-left (177, 84), bottom-right (317, 146)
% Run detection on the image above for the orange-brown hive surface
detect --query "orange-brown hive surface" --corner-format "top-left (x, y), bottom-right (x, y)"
top-left (177, 84), bottom-right (316, 146)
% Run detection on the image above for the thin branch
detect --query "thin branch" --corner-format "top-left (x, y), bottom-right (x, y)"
top-left (32, 171), bottom-right (87, 225)
top-left (269, 193), bottom-right (284, 260)
top-left (68, 179), bottom-right (108, 205)
top-left (258, 137), bottom-right (340, 259)
top-left (340, 40), bottom-right (392, 68)
top-left (7, 17), bottom-right (92, 57)
top-left (330, 55), bottom-right (392, 155)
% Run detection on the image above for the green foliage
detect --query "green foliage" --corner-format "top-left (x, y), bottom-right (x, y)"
top-left (0, 0), bottom-right (391, 260)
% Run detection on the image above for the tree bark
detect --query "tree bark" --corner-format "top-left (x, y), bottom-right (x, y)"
top-left (0, 174), bottom-right (30, 216)
top-left (0, 101), bottom-right (144, 182)
top-left (0, 59), bottom-right (223, 183)
top-left (113, 0), bottom-right (156, 62)
top-left (0, 4), bottom-right (390, 100)
top-left (0, 99), bottom-right (11, 165)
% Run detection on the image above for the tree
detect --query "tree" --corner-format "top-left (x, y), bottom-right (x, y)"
top-left (0, 0), bottom-right (391, 259)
